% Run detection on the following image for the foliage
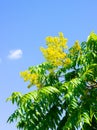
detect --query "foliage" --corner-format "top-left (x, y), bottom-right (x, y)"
top-left (7, 32), bottom-right (97, 130)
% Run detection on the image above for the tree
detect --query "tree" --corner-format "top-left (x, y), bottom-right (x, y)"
top-left (7, 32), bottom-right (97, 130)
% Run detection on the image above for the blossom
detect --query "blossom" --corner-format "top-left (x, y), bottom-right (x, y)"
top-left (40, 32), bottom-right (68, 66)
top-left (20, 71), bottom-right (41, 88)
top-left (65, 58), bottom-right (71, 65)
top-left (20, 71), bottom-right (31, 82)
top-left (74, 41), bottom-right (81, 51)
top-left (69, 40), bottom-right (81, 55)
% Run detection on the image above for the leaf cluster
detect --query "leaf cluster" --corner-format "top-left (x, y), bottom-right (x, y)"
top-left (7, 32), bottom-right (97, 130)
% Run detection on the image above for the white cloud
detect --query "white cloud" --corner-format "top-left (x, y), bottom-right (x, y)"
top-left (8, 49), bottom-right (23, 60)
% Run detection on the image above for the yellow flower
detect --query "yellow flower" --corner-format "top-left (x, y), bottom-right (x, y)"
top-left (74, 41), bottom-right (81, 51)
top-left (59, 32), bottom-right (64, 37)
top-left (30, 73), bottom-right (38, 84)
top-left (20, 70), bottom-right (41, 89)
top-left (40, 32), bottom-right (68, 66)
top-left (36, 83), bottom-right (42, 89)
top-left (69, 40), bottom-right (81, 55)
top-left (87, 32), bottom-right (97, 41)
top-left (65, 58), bottom-right (71, 65)
top-left (64, 58), bottom-right (71, 68)
top-left (20, 71), bottom-right (31, 82)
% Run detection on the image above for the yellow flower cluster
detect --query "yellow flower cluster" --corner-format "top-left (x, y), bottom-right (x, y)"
top-left (40, 32), bottom-right (68, 66)
top-left (20, 71), bottom-right (31, 82)
top-left (74, 41), bottom-right (81, 51)
top-left (65, 58), bottom-right (71, 65)
top-left (87, 32), bottom-right (97, 41)
top-left (20, 71), bottom-right (41, 88)
top-left (70, 40), bottom-right (81, 54)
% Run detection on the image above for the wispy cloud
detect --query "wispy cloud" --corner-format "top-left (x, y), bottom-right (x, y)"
top-left (8, 49), bottom-right (23, 60)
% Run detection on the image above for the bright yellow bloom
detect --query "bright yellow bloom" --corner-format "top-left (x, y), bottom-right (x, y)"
top-left (20, 71), bottom-right (31, 82)
top-left (65, 58), bottom-right (71, 65)
top-left (69, 40), bottom-right (81, 55)
top-left (59, 32), bottom-right (64, 37)
top-left (87, 32), bottom-right (97, 41)
top-left (74, 41), bottom-right (81, 51)
top-left (20, 71), bottom-right (41, 88)
top-left (30, 73), bottom-right (38, 84)
top-left (40, 32), bottom-right (68, 66)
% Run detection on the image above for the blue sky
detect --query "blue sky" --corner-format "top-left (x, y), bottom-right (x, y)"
top-left (0, 0), bottom-right (97, 130)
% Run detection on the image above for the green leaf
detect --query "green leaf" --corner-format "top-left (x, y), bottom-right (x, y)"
top-left (82, 112), bottom-right (91, 126)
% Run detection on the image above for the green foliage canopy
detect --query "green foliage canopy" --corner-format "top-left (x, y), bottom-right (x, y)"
top-left (7, 32), bottom-right (97, 130)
